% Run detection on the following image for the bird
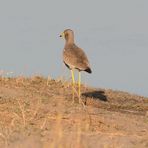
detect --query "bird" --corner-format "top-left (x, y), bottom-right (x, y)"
top-left (60, 29), bottom-right (92, 103)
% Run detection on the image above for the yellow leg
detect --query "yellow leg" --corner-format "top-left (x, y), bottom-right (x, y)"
top-left (71, 69), bottom-right (75, 103)
top-left (71, 69), bottom-right (75, 84)
top-left (78, 71), bottom-right (81, 103)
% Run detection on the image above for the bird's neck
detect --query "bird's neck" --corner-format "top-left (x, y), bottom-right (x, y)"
top-left (65, 42), bottom-right (75, 49)
top-left (66, 38), bottom-right (74, 45)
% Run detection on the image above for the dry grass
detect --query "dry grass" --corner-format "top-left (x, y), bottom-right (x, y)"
top-left (0, 76), bottom-right (148, 148)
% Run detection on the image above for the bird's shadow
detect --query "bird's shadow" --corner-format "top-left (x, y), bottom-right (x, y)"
top-left (82, 90), bottom-right (107, 101)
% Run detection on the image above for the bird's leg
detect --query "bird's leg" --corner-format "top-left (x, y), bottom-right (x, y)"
top-left (78, 72), bottom-right (86, 107)
top-left (71, 69), bottom-right (75, 103)
top-left (78, 71), bottom-right (81, 103)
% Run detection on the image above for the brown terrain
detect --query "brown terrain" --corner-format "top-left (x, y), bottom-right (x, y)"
top-left (0, 76), bottom-right (148, 148)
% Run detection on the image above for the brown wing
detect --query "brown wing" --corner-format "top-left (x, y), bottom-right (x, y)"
top-left (63, 44), bottom-right (90, 71)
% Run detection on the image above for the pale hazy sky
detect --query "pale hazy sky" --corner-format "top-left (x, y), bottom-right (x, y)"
top-left (0, 0), bottom-right (148, 96)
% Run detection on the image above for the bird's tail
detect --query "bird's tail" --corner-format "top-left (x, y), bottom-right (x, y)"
top-left (85, 67), bottom-right (92, 73)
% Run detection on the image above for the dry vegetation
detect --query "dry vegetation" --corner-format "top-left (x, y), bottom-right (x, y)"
top-left (0, 75), bottom-right (148, 148)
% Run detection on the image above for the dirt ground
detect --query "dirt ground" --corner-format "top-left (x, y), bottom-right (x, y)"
top-left (0, 76), bottom-right (148, 148)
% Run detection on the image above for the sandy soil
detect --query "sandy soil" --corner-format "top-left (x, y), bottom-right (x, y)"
top-left (0, 76), bottom-right (148, 148)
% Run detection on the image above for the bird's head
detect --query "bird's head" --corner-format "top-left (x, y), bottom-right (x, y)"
top-left (59, 29), bottom-right (74, 42)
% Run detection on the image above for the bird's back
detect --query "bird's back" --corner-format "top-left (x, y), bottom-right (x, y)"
top-left (63, 44), bottom-right (91, 72)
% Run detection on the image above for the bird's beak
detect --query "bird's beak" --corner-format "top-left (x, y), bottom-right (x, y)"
top-left (59, 32), bottom-right (65, 38)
